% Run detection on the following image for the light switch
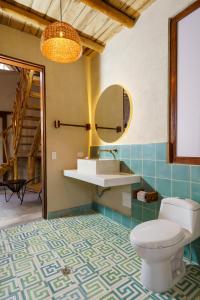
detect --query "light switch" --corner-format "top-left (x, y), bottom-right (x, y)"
top-left (77, 152), bottom-right (84, 158)
top-left (52, 152), bottom-right (57, 160)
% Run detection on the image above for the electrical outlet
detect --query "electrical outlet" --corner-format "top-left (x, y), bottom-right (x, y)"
top-left (122, 192), bottom-right (132, 208)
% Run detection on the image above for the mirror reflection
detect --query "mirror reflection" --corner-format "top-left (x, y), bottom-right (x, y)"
top-left (95, 85), bottom-right (131, 143)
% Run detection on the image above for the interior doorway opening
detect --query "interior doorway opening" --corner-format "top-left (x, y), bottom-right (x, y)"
top-left (0, 54), bottom-right (46, 228)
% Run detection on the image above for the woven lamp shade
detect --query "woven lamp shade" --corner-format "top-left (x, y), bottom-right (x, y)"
top-left (41, 22), bottom-right (82, 63)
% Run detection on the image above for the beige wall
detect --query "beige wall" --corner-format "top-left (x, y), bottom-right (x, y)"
top-left (0, 70), bottom-right (19, 111)
top-left (0, 71), bottom-right (18, 165)
top-left (91, 0), bottom-right (195, 146)
top-left (92, 185), bottom-right (132, 216)
top-left (0, 24), bottom-right (92, 213)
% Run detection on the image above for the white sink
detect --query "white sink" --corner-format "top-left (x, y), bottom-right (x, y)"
top-left (64, 170), bottom-right (140, 187)
top-left (64, 158), bottom-right (140, 187)
top-left (77, 159), bottom-right (120, 175)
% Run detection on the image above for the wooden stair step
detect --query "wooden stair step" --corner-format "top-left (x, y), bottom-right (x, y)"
top-left (17, 154), bottom-right (41, 158)
top-left (17, 155), bottom-right (28, 158)
top-left (30, 91), bottom-right (40, 99)
top-left (22, 125), bottom-right (37, 130)
top-left (26, 105), bottom-right (40, 111)
top-left (32, 76), bottom-right (40, 86)
top-left (21, 135), bottom-right (34, 138)
top-left (24, 116), bottom-right (40, 121)
top-left (19, 143), bottom-right (32, 146)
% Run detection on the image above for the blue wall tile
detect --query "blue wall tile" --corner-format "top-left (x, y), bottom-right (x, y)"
top-left (131, 160), bottom-right (142, 175)
top-left (172, 165), bottom-right (190, 181)
top-left (131, 218), bottom-right (140, 227)
top-left (132, 202), bottom-right (142, 221)
top-left (184, 245), bottom-right (191, 260)
top-left (143, 176), bottom-right (156, 191)
top-left (122, 215), bottom-right (132, 228)
top-left (131, 144), bottom-right (142, 160)
top-left (156, 143), bottom-right (167, 161)
top-left (191, 247), bottom-right (200, 265)
top-left (112, 210), bottom-right (122, 224)
top-left (97, 203), bottom-right (105, 214)
top-left (143, 208), bottom-right (155, 221)
top-left (156, 161), bottom-right (171, 179)
top-left (156, 178), bottom-right (171, 197)
top-left (105, 207), bottom-right (113, 219)
top-left (191, 166), bottom-right (200, 183)
top-left (172, 181), bottom-right (190, 198)
top-left (143, 144), bottom-right (156, 160)
top-left (120, 145), bottom-right (131, 159)
top-left (143, 160), bottom-right (155, 177)
top-left (191, 183), bottom-right (200, 203)
top-left (48, 204), bottom-right (93, 219)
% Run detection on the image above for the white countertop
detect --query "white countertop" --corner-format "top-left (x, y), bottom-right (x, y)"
top-left (63, 169), bottom-right (140, 187)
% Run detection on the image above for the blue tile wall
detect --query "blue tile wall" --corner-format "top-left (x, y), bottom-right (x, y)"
top-left (91, 143), bottom-right (200, 265)
top-left (48, 204), bottom-right (93, 219)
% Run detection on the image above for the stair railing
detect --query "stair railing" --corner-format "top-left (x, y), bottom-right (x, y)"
top-left (12, 69), bottom-right (34, 157)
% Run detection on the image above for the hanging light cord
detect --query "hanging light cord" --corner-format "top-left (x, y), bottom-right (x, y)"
top-left (60, 0), bottom-right (62, 23)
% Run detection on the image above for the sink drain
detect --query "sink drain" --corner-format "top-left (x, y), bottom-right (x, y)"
top-left (60, 266), bottom-right (73, 276)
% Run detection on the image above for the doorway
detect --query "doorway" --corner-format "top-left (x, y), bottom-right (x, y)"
top-left (0, 54), bottom-right (47, 227)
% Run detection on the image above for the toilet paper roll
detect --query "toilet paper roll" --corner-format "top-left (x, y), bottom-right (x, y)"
top-left (137, 191), bottom-right (147, 202)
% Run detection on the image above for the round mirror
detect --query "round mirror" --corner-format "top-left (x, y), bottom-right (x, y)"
top-left (95, 85), bottom-right (131, 143)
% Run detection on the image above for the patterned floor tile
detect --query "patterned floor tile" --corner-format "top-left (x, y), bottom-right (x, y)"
top-left (0, 213), bottom-right (200, 300)
top-left (0, 278), bottom-right (19, 299)
top-left (23, 281), bottom-right (52, 300)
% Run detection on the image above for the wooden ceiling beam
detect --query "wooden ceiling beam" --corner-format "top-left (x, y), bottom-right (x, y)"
top-left (79, 0), bottom-right (138, 28)
top-left (0, 0), bottom-right (105, 53)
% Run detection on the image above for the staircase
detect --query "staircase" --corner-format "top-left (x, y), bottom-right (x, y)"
top-left (0, 69), bottom-right (41, 180)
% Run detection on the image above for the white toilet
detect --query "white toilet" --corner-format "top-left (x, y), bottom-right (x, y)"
top-left (130, 198), bottom-right (200, 293)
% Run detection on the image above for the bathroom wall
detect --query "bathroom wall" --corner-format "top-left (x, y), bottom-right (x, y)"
top-left (0, 70), bottom-right (19, 166)
top-left (90, 0), bottom-right (195, 146)
top-left (0, 70), bottom-right (19, 111)
top-left (90, 0), bottom-right (200, 264)
top-left (0, 24), bottom-right (92, 214)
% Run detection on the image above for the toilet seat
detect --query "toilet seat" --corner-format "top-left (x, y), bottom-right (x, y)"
top-left (130, 219), bottom-right (185, 249)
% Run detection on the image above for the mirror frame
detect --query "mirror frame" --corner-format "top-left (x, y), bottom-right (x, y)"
top-left (95, 85), bottom-right (132, 143)
top-left (169, 0), bottom-right (200, 165)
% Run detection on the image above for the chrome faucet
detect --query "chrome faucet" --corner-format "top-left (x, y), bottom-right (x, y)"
top-left (97, 148), bottom-right (118, 159)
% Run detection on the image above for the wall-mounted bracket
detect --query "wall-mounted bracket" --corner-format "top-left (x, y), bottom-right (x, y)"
top-left (95, 185), bottom-right (111, 198)
top-left (95, 124), bottom-right (121, 133)
top-left (54, 120), bottom-right (91, 130)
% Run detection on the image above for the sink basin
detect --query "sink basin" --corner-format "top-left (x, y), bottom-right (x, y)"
top-left (64, 170), bottom-right (141, 187)
top-left (77, 159), bottom-right (120, 175)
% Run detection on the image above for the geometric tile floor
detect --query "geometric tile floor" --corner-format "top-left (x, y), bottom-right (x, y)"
top-left (0, 213), bottom-right (200, 300)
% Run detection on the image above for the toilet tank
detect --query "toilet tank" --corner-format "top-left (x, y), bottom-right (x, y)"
top-left (159, 198), bottom-right (200, 240)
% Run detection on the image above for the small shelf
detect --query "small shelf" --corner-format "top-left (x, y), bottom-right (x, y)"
top-left (63, 169), bottom-right (140, 187)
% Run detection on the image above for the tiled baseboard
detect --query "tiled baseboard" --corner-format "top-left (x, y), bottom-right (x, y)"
top-left (47, 203), bottom-right (93, 219)
top-left (93, 201), bottom-right (200, 266)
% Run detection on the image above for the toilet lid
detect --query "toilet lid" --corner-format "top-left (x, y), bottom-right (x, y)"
top-left (130, 219), bottom-right (185, 249)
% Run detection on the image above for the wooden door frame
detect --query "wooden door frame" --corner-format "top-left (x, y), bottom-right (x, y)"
top-left (0, 54), bottom-right (47, 218)
top-left (0, 111), bottom-right (12, 180)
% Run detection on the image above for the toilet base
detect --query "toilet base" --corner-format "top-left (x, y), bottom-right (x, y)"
top-left (141, 258), bottom-right (185, 293)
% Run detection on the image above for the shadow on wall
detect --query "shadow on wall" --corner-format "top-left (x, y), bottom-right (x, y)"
top-left (91, 54), bottom-right (101, 125)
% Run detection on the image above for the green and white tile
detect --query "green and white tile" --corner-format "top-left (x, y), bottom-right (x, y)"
top-left (0, 213), bottom-right (200, 300)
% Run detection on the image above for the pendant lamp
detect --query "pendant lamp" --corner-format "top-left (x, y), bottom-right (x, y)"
top-left (41, 0), bottom-right (82, 63)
